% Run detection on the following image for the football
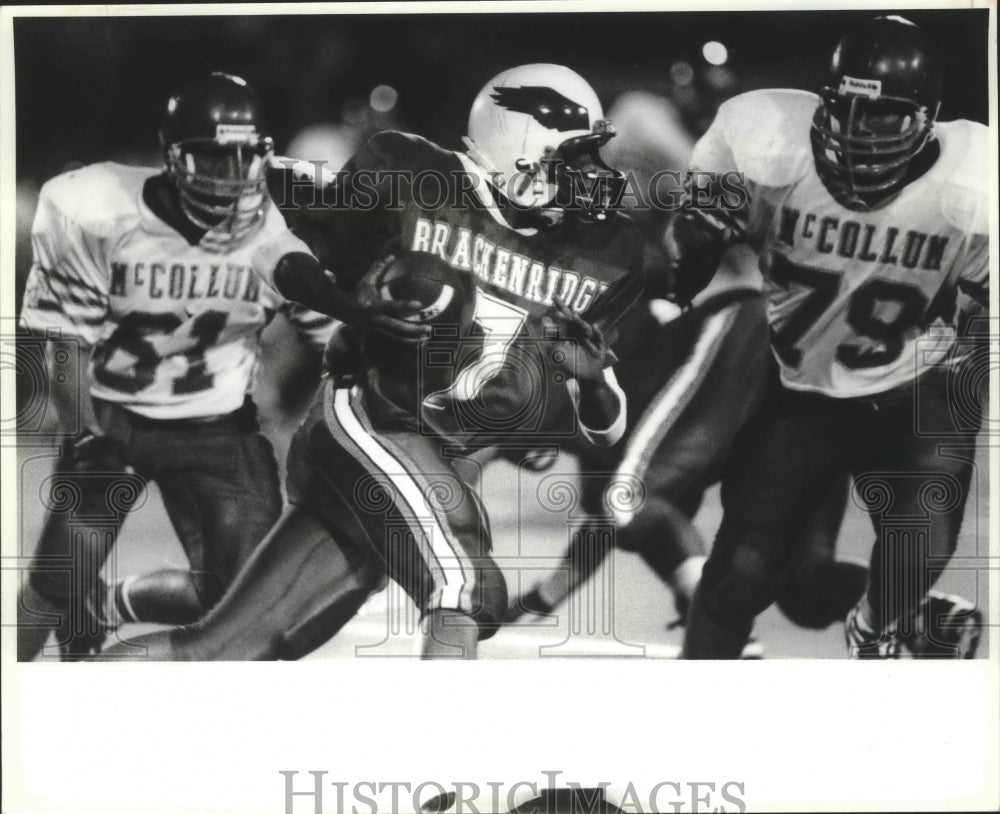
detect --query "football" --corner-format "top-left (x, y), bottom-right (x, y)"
top-left (374, 252), bottom-right (476, 328)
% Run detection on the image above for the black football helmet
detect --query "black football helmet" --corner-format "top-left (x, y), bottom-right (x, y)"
top-left (811, 16), bottom-right (942, 210)
top-left (159, 72), bottom-right (274, 250)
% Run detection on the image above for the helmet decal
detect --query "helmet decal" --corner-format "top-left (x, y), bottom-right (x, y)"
top-left (838, 76), bottom-right (882, 100)
top-left (490, 86), bottom-right (590, 132)
top-left (215, 123), bottom-right (259, 144)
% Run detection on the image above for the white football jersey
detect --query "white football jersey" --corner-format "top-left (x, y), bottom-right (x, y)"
top-left (690, 89), bottom-right (990, 397)
top-left (20, 162), bottom-right (337, 419)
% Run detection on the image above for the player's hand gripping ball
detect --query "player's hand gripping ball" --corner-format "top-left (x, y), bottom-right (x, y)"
top-left (359, 252), bottom-right (477, 342)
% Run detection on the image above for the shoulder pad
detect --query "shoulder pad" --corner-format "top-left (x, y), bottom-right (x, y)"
top-left (715, 89), bottom-right (818, 187)
top-left (933, 120), bottom-right (990, 235)
top-left (604, 90), bottom-right (694, 168)
top-left (39, 162), bottom-right (152, 235)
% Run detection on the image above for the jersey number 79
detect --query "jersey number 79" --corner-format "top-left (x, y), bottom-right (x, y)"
top-left (769, 254), bottom-right (931, 370)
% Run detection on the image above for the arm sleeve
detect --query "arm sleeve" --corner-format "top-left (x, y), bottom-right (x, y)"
top-left (956, 233), bottom-right (988, 312)
top-left (566, 367), bottom-right (627, 447)
top-left (250, 229), bottom-right (315, 291)
top-left (281, 301), bottom-right (340, 352)
top-left (587, 227), bottom-right (647, 335)
top-left (662, 118), bottom-right (749, 305)
top-left (19, 190), bottom-right (109, 344)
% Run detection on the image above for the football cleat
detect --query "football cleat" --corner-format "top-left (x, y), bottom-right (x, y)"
top-left (665, 605), bottom-right (764, 659)
top-left (504, 587), bottom-right (557, 623)
top-left (899, 591), bottom-right (983, 659)
top-left (845, 604), bottom-right (903, 659)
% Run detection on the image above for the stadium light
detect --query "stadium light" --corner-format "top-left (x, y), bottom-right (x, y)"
top-left (702, 41), bottom-right (728, 66)
top-left (369, 84), bottom-right (398, 112)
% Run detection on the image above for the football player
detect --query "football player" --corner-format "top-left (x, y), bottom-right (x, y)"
top-left (99, 63), bottom-right (645, 660)
top-left (505, 269), bottom-right (869, 647)
top-left (667, 16), bottom-right (988, 658)
top-left (17, 73), bottom-right (339, 660)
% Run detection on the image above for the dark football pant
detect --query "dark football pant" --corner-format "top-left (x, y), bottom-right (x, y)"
top-left (554, 290), bottom-right (772, 597)
top-left (298, 382), bottom-right (506, 636)
top-left (110, 379), bottom-right (507, 660)
top-left (605, 290), bottom-right (771, 560)
top-left (684, 361), bottom-right (980, 658)
top-left (106, 504), bottom-right (385, 660)
top-left (19, 398), bottom-right (282, 659)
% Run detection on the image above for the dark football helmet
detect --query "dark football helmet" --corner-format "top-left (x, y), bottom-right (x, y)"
top-left (159, 72), bottom-right (274, 250)
top-left (811, 16), bottom-right (942, 209)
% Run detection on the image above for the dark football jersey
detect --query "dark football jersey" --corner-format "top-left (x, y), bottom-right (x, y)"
top-left (276, 131), bottom-right (645, 444)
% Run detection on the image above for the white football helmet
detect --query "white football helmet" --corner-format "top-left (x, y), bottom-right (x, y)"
top-left (463, 63), bottom-right (624, 225)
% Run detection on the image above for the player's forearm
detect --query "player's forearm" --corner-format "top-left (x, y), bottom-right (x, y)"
top-left (267, 251), bottom-right (367, 325)
top-left (663, 209), bottom-right (737, 305)
top-left (47, 340), bottom-right (100, 434)
top-left (568, 368), bottom-right (627, 447)
top-left (251, 230), bottom-right (364, 323)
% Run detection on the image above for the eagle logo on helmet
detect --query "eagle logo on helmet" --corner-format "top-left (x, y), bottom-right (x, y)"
top-left (490, 86), bottom-right (591, 132)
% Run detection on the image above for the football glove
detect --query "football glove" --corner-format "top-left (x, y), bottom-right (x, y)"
top-left (543, 298), bottom-right (618, 383)
top-left (58, 430), bottom-right (128, 474)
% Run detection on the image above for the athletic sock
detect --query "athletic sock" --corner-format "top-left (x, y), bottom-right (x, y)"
top-left (421, 609), bottom-right (480, 659)
top-left (667, 555), bottom-right (707, 620)
top-left (856, 594), bottom-right (879, 634)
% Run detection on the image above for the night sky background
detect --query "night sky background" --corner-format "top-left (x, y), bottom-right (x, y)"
top-left (11, 7), bottom-right (991, 304)
top-left (14, 9), bottom-right (990, 175)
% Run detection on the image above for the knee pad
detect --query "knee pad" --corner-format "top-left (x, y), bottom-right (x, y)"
top-left (702, 544), bottom-right (784, 628)
top-left (624, 495), bottom-right (703, 567)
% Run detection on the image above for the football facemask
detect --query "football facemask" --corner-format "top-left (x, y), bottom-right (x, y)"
top-left (166, 135), bottom-right (273, 247)
top-left (543, 123), bottom-right (626, 224)
top-left (811, 89), bottom-right (934, 207)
